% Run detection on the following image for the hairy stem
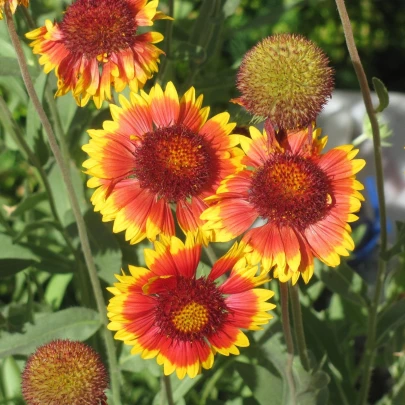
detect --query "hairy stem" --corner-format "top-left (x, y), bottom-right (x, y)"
top-left (163, 375), bottom-right (175, 405)
top-left (280, 282), bottom-right (296, 403)
top-left (335, 1), bottom-right (388, 404)
top-left (5, 7), bottom-right (122, 404)
top-left (290, 284), bottom-right (311, 371)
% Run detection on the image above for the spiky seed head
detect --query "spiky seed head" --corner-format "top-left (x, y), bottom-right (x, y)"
top-left (236, 34), bottom-right (334, 131)
top-left (21, 339), bottom-right (108, 405)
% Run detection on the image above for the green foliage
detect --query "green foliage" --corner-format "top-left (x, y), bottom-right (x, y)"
top-left (0, 1), bottom-right (404, 405)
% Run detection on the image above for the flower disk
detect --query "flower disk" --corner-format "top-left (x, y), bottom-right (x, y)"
top-left (26, 0), bottom-right (169, 108)
top-left (0, 0), bottom-right (29, 19)
top-left (236, 34), bottom-right (334, 130)
top-left (82, 82), bottom-right (242, 244)
top-left (61, 0), bottom-right (138, 58)
top-left (201, 126), bottom-right (365, 284)
top-left (107, 234), bottom-right (275, 379)
top-left (134, 125), bottom-right (215, 202)
top-left (21, 339), bottom-right (108, 405)
top-left (249, 153), bottom-right (332, 230)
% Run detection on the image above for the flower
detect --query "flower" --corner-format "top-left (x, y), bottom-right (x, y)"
top-left (21, 339), bottom-right (108, 405)
top-left (82, 82), bottom-right (242, 244)
top-left (26, 0), bottom-right (170, 108)
top-left (201, 126), bottom-right (365, 284)
top-left (0, 0), bottom-right (29, 19)
top-left (234, 34), bottom-right (334, 131)
top-left (107, 233), bottom-right (275, 379)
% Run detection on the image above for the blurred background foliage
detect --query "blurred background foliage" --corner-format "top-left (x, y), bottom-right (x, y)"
top-left (1, 1), bottom-right (405, 404)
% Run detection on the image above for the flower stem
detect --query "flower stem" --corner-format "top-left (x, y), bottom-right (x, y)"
top-left (162, 375), bottom-right (174, 405)
top-left (280, 282), bottom-right (296, 403)
top-left (5, 7), bottom-right (122, 405)
top-left (290, 284), bottom-right (311, 371)
top-left (334, 1), bottom-right (388, 404)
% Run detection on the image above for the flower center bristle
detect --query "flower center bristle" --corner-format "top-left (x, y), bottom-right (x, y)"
top-left (154, 277), bottom-right (228, 342)
top-left (249, 153), bottom-right (332, 230)
top-left (134, 125), bottom-right (216, 202)
top-left (172, 302), bottom-right (209, 333)
top-left (61, 0), bottom-right (138, 59)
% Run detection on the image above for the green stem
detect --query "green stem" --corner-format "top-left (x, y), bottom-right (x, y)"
top-left (280, 282), bottom-right (296, 403)
top-left (290, 284), bottom-right (311, 371)
top-left (0, 94), bottom-right (74, 253)
top-left (156, 0), bottom-right (174, 84)
top-left (204, 244), bottom-right (217, 266)
top-left (162, 375), bottom-right (174, 405)
top-left (334, 1), bottom-right (388, 404)
top-left (4, 7), bottom-right (121, 405)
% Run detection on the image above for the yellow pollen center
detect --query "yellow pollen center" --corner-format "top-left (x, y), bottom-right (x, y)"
top-left (164, 136), bottom-right (202, 174)
top-left (172, 302), bottom-right (209, 333)
top-left (269, 162), bottom-right (310, 198)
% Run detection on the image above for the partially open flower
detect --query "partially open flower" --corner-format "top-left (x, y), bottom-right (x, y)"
top-left (22, 339), bottom-right (108, 405)
top-left (0, 0), bottom-right (29, 19)
top-left (26, 0), bottom-right (170, 108)
top-left (107, 233), bottom-right (275, 379)
top-left (235, 34), bottom-right (334, 131)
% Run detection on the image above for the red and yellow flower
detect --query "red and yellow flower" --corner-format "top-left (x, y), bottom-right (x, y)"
top-left (0, 0), bottom-right (29, 19)
top-left (26, 0), bottom-right (170, 108)
top-left (201, 126), bottom-right (365, 284)
top-left (82, 82), bottom-right (242, 244)
top-left (107, 234), bottom-right (275, 379)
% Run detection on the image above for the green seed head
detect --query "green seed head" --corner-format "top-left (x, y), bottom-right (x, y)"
top-left (236, 34), bottom-right (334, 130)
top-left (22, 339), bottom-right (108, 405)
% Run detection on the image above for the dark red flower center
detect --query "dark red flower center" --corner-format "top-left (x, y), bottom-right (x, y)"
top-left (133, 124), bottom-right (217, 202)
top-left (248, 153), bottom-right (332, 230)
top-left (60, 0), bottom-right (138, 59)
top-left (153, 277), bottom-right (229, 342)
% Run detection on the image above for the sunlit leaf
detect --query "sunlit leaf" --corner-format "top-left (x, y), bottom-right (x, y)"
top-left (0, 308), bottom-right (101, 358)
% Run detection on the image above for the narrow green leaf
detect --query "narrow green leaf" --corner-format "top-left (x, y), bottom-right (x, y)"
top-left (26, 72), bottom-right (48, 150)
top-left (376, 300), bottom-right (405, 345)
top-left (314, 261), bottom-right (369, 307)
top-left (84, 210), bottom-right (122, 284)
top-left (0, 233), bottom-right (39, 277)
top-left (235, 362), bottom-right (283, 405)
top-left (12, 220), bottom-right (59, 244)
top-left (381, 221), bottom-right (405, 261)
top-left (10, 192), bottom-right (47, 218)
top-left (0, 307), bottom-right (101, 358)
top-left (372, 77), bottom-right (389, 113)
top-left (0, 57), bottom-right (38, 78)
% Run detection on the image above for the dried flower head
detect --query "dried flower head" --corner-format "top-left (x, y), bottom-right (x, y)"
top-left (235, 34), bottom-right (334, 130)
top-left (22, 339), bottom-right (108, 405)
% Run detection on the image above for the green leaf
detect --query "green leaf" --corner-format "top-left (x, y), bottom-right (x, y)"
top-left (0, 233), bottom-right (39, 277)
top-left (84, 210), bottom-right (122, 284)
top-left (44, 273), bottom-right (73, 310)
top-left (372, 77), bottom-right (389, 113)
top-left (10, 192), bottom-right (47, 218)
top-left (47, 161), bottom-right (87, 226)
top-left (381, 221), bottom-right (405, 261)
top-left (26, 72), bottom-right (48, 151)
top-left (12, 220), bottom-right (59, 244)
top-left (0, 57), bottom-right (38, 79)
top-left (376, 300), bottom-right (405, 345)
top-left (235, 362), bottom-right (283, 405)
top-left (0, 307), bottom-right (101, 358)
top-left (314, 261), bottom-right (369, 307)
